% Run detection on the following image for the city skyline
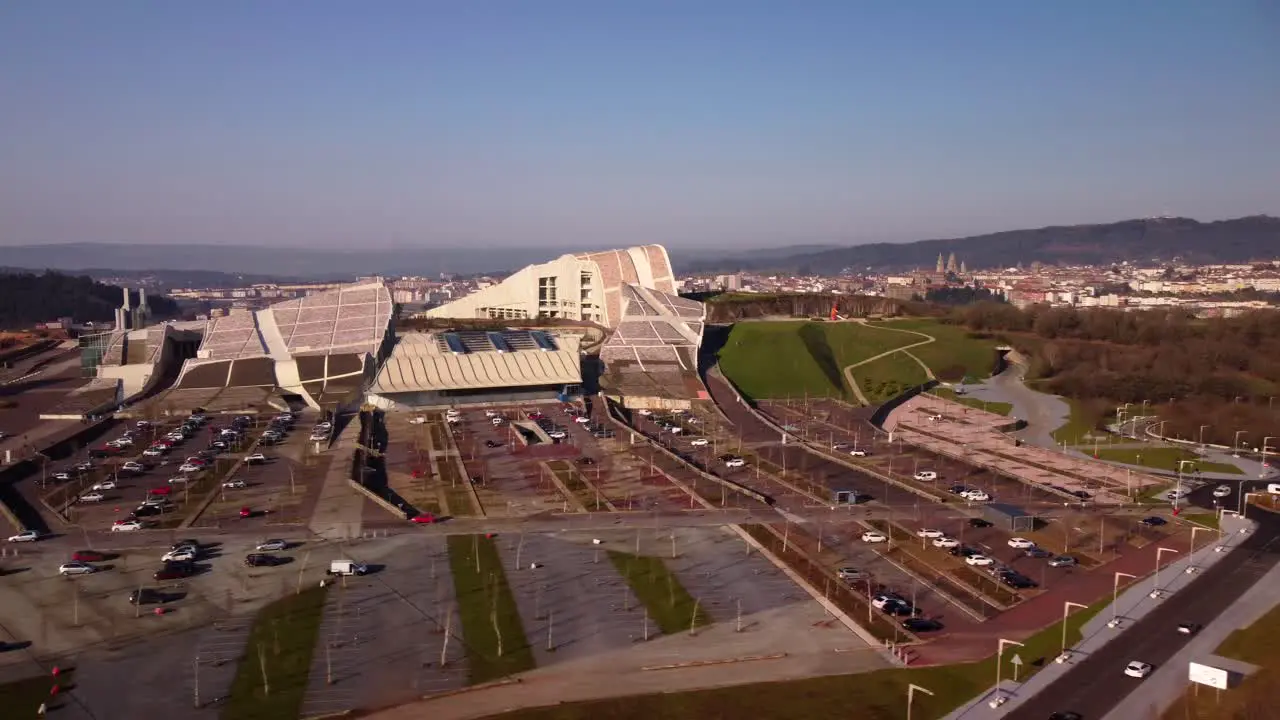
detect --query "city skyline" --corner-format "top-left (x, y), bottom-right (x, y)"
top-left (2, 0), bottom-right (1278, 249)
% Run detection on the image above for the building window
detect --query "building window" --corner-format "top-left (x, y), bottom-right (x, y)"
top-left (538, 277), bottom-right (558, 303)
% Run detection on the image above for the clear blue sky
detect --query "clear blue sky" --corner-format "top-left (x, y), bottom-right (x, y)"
top-left (2, 0), bottom-right (1277, 250)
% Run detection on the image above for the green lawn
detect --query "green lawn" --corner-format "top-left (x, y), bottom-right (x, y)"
top-left (1215, 598), bottom-right (1280, 665)
top-left (1161, 597), bottom-right (1280, 719)
top-left (0, 669), bottom-right (74, 720)
top-left (851, 352), bottom-right (930, 404)
top-left (879, 319), bottom-right (1002, 381)
top-left (1092, 446), bottom-right (1242, 475)
top-left (932, 388), bottom-right (1013, 416)
top-left (607, 551), bottom-right (711, 635)
top-left (481, 598), bottom-right (1108, 720)
top-left (1180, 512), bottom-right (1220, 530)
top-left (1050, 397), bottom-right (1107, 444)
top-left (717, 321), bottom-right (923, 401)
top-left (223, 585), bottom-right (328, 720)
top-left (447, 535), bottom-right (536, 684)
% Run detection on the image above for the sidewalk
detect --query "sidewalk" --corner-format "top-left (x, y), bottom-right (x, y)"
top-left (940, 513), bottom-right (1256, 720)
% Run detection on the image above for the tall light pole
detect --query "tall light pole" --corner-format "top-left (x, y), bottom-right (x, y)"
top-left (906, 683), bottom-right (934, 720)
top-left (993, 638), bottom-right (1024, 705)
top-left (1176, 460), bottom-right (1196, 509)
top-left (1110, 572), bottom-right (1137, 627)
top-left (1233, 430), bottom-right (1248, 455)
top-left (1156, 420), bottom-right (1168, 440)
top-left (1262, 437), bottom-right (1275, 477)
top-left (1188, 526), bottom-right (1213, 570)
top-left (1199, 424), bottom-right (1211, 450)
top-left (1059, 601), bottom-right (1088, 659)
top-left (1151, 547), bottom-right (1179, 597)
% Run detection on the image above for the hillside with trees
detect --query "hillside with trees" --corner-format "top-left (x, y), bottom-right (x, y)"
top-left (948, 303), bottom-right (1280, 446)
top-left (0, 270), bottom-right (180, 329)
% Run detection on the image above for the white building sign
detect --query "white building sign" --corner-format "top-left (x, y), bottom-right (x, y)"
top-left (1188, 662), bottom-right (1228, 690)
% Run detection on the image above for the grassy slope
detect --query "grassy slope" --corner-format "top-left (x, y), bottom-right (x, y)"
top-left (223, 585), bottom-right (328, 720)
top-left (718, 321), bottom-right (919, 401)
top-left (880, 319), bottom-right (1001, 381)
top-left (853, 353), bottom-right (929, 404)
top-left (1161, 599), bottom-right (1280, 719)
top-left (482, 599), bottom-right (1108, 720)
top-left (447, 535), bottom-right (536, 684)
top-left (1050, 397), bottom-right (1106, 444)
top-left (932, 388), bottom-right (1013, 416)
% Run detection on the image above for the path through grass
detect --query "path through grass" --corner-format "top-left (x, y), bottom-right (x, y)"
top-left (223, 584), bottom-right (328, 720)
top-left (447, 534), bottom-right (535, 684)
top-left (931, 388), bottom-right (1013, 416)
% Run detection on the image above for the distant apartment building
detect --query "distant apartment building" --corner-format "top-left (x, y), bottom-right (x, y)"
top-left (715, 274), bottom-right (742, 291)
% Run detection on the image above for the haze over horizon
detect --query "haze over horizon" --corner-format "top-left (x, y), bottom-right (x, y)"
top-left (2, 1), bottom-right (1278, 251)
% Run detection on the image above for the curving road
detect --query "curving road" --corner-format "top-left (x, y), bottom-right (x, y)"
top-left (1002, 482), bottom-right (1280, 719)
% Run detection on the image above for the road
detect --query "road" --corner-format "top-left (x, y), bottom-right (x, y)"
top-left (1002, 482), bottom-right (1280, 719)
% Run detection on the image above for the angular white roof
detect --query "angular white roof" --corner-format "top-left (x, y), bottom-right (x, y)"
top-left (373, 331), bottom-right (582, 393)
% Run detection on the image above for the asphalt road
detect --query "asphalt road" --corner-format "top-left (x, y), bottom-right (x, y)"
top-left (1004, 482), bottom-right (1280, 720)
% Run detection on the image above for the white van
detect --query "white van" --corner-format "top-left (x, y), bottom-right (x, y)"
top-left (914, 471), bottom-right (939, 482)
top-left (1267, 483), bottom-right (1280, 495)
top-left (328, 560), bottom-right (368, 576)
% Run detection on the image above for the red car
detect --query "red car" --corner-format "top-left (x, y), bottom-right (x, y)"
top-left (239, 507), bottom-right (252, 519)
top-left (72, 550), bottom-right (108, 562)
top-left (411, 513), bottom-right (436, 524)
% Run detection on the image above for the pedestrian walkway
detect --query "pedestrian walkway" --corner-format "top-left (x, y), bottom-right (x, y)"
top-left (940, 513), bottom-right (1256, 719)
top-left (308, 432), bottom-right (364, 540)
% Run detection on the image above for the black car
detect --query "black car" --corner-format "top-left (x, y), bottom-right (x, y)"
top-left (1025, 547), bottom-right (1053, 559)
top-left (967, 518), bottom-right (993, 528)
top-left (1048, 713), bottom-right (1082, 720)
top-left (1073, 490), bottom-right (1092, 500)
top-left (882, 600), bottom-right (919, 617)
top-left (1002, 575), bottom-right (1037, 590)
top-left (949, 485), bottom-right (970, 495)
top-left (577, 457), bottom-right (597, 465)
top-left (1141, 516), bottom-right (1167, 527)
top-left (484, 440), bottom-right (502, 448)
top-left (133, 505), bottom-right (163, 518)
top-left (128, 588), bottom-right (164, 605)
top-left (950, 546), bottom-right (980, 558)
top-left (244, 553), bottom-right (284, 568)
top-left (902, 618), bottom-right (943, 632)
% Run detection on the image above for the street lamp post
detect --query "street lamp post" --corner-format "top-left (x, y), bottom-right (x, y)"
top-left (1233, 430), bottom-right (1248, 456)
top-left (906, 683), bottom-right (934, 720)
top-left (1199, 424), bottom-right (1210, 451)
top-left (992, 638), bottom-right (1024, 706)
top-left (1059, 601), bottom-right (1088, 659)
top-left (1188, 526), bottom-right (1213, 571)
top-left (1261, 437), bottom-right (1275, 478)
top-left (1151, 547), bottom-right (1179, 597)
top-left (1110, 572), bottom-right (1137, 626)
top-left (1176, 460), bottom-right (1196, 510)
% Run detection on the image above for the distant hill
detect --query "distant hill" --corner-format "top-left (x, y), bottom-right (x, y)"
top-left (0, 270), bottom-right (180, 329)
top-left (686, 216), bottom-right (1280, 273)
top-left (0, 266), bottom-right (301, 291)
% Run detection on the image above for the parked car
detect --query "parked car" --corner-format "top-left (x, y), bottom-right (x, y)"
top-left (52, 472), bottom-right (72, 481)
top-left (837, 567), bottom-right (865, 581)
top-left (255, 539), bottom-right (288, 551)
top-left (861, 531), bottom-right (888, 543)
top-left (154, 562), bottom-right (196, 580)
top-left (222, 480), bottom-right (247, 489)
top-left (916, 528), bottom-right (944, 538)
top-left (1213, 485), bottom-right (1232, 498)
top-left (849, 449), bottom-right (869, 457)
top-left (689, 438), bottom-right (709, 447)
top-left (59, 562), bottom-right (96, 576)
top-left (965, 554), bottom-right (994, 566)
top-left (245, 453), bottom-right (268, 464)
top-left (1049, 556), bottom-right (1078, 568)
top-left (484, 440), bottom-right (502, 448)
top-left (932, 537), bottom-right (960, 549)
top-left (1177, 623), bottom-right (1201, 635)
top-left (1007, 538), bottom-right (1035, 550)
top-left (1141, 516), bottom-right (1167, 527)
top-left (120, 461), bottom-right (145, 473)
top-left (411, 513), bottom-right (437, 524)
top-left (244, 553), bottom-right (284, 568)
top-left (162, 548), bottom-right (196, 563)
top-left (1025, 547), bottom-right (1054, 559)
top-left (967, 518), bottom-right (993, 528)
top-left (92, 480), bottom-right (117, 491)
top-left (6, 530), bottom-right (40, 543)
top-left (962, 490), bottom-right (991, 502)
top-left (112, 520), bottom-right (143, 532)
top-left (79, 492), bottom-right (106, 503)
top-left (902, 618), bottom-right (943, 633)
top-left (128, 588), bottom-right (163, 605)
top-left (178, 463), bottom-right (204, 473)
top-left (913, 471), bottom-right (939, 481)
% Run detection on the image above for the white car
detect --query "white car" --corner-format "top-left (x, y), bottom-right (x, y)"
top-left (831, 443), bottom-right (849, 451)
top-left (310, 433), bottom-right (329, 441)
top-left (547, 430), bottom-right (567, 439)
top-left (965, 554), bottom-right (994, 566)
top-left (916, 528), bottom-right (944, 539)
top-left (79, 492), bottom-right (106, 503)
top-left (837, 567), bottom-right (865, 581)
top-left (573, 416), bottom-right (591, 424)
top-left (484, 410), bottom-right (500, 418)
top-left (933, 537), bottom-right (960, 548)
top-left (724, 458), bottom-right (746, 468)
top-left (121, 462), bottom-right (145, 473)
top-left (1124, 661), bottom-right (1153, 678)
top-left (1007, 538), bottom-right (1035, 550)
top-left (667, 426), bottom-right (684, 434)
top-left (92, 480), bottom-right (117, 491)
top-left (59, 562), bottom-right (96, 576)
top-left (142, 447), bottom-right (165, 457)
top-left (913, 471), bottom-right (939, 481)
top-left (162, 548), bottom-right (196, 562)
top-left (178, 463), bottom-right (203, 473)
top-left (315, 421), bottom-right (333, 430)
top-left (850, 449), bottom-right (868, 457)
top-left (223, 480), bottom-right (247, 489)
top-left (861, 531), bottom-right (888, 543)
top-left (7, 530), bottom-right (40, 543)
top-left (1213, 485), bottom-right (1231, 498)
top-left (245, 453), bottom-right (267, 464)
top-left (963, 490), bottom-right (991, 502)
top-left (168, 476), bottom-right (191, 485)
top-left (111, 521), bottom-right (143, 532)
top-left (408, 416), bottom-right (427, 425)
top-left (689, 438), bottom-right (709, 447)
top-left (256, 539), bottom-right (288, 551)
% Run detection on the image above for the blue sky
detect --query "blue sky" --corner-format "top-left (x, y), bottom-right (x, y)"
top-left (2, 0), bottom-right (1277, 249)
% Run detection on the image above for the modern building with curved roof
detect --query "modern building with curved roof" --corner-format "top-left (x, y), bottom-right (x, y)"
top-left (424, 244), bottom-right (677, 327)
